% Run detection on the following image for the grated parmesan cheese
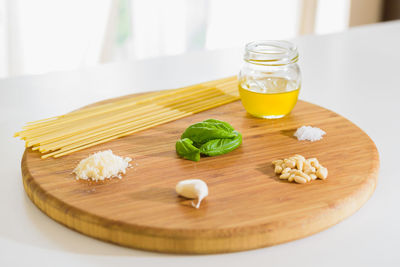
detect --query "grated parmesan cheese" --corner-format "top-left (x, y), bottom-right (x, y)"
top-left (73, 150), bottom-right (132, 181)
top-left (294, 126), bottom-right (326, 142)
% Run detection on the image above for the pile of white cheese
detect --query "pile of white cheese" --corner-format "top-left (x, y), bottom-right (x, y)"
top-left (73, 150), bottom-right (131, 181)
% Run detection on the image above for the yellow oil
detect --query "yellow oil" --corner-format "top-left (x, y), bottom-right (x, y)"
top-left (239, 78), bottom-right (300, 119)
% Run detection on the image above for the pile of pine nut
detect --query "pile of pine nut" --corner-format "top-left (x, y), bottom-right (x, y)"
top-left (272, 155), bottom-right (328, 184)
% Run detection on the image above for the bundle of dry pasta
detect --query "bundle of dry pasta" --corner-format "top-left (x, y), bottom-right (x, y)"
top-left (15, 76), bottom-right (239, 159)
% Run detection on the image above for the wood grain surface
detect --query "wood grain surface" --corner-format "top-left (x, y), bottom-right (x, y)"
top-left (21, 95), bottom-right (379, 254)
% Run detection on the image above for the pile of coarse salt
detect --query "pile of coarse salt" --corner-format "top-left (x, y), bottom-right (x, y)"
top-left (73, 150), bottom-right (132, 181)
top-left (294, 126), bottom-right (326, 142)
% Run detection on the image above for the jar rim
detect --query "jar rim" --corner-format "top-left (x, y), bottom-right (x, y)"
top-left (244, 40), bottom-right (299, 66)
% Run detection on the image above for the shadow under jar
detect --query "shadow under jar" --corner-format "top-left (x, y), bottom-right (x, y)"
top-left (238, 40), bottom-right (301, 119)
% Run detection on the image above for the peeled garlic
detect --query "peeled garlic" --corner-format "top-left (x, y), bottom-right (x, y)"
top-left (175, 179), bottom-right (208, 209)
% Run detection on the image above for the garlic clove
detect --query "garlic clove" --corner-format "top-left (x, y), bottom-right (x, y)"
top-left (176, 179), bottom-right (208, 208)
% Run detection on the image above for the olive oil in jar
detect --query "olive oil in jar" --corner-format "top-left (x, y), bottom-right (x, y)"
top-left (238, 40), bottom-right (301, 119)
top-left (239, 77), bottom-right (300, 119)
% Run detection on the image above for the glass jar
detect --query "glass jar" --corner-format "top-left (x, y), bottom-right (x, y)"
top-left (238, 40), bottom-right (301, 119)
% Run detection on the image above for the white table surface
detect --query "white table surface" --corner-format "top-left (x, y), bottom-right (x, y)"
top-left (1, 21), bottom-right (399, 266)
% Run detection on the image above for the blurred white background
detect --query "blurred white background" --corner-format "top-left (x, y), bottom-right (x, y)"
top-left (0, 0), bottom-right (389, 78)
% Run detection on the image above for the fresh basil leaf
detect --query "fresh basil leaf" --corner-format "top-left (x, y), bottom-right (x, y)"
top-left (176, 119), bottom-right (242, 161)
top-left (202, 119), bottom-right (235, 132)
top-left (176, 138), bottom-right (200, 161)
top-left (199, 131), bottom-right (242, 156)
top-left (181, 121), bottom-right (236, 145)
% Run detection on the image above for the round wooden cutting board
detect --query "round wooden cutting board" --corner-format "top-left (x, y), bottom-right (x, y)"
top-left (22, 98), bottom-right (379, 254)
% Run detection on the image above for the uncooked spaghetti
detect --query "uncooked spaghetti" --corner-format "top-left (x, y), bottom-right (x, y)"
top-left (14, 76), bottom-right (239, 159)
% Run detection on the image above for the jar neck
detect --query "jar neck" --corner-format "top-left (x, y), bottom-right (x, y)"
top-left (244, 40), bottom-right (298, 66)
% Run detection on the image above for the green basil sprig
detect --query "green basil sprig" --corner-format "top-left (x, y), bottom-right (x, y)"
top-left (175, 138), bottom-right (200, 161)
top-left (176, 119), bottom-right (242, 161)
